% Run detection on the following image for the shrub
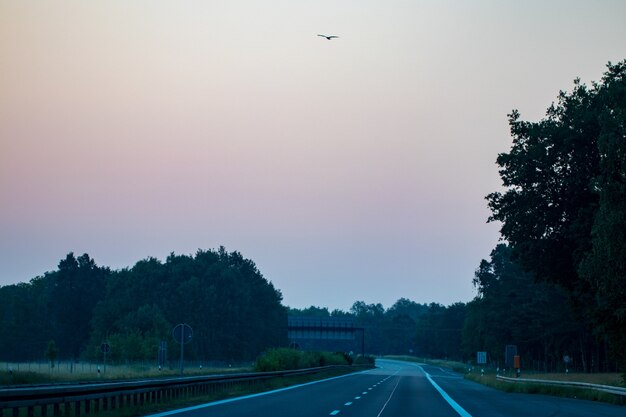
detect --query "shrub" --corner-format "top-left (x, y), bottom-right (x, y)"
top-left (353, 355), bottom-right (376, 365)
top-left (254, 349), bottom-right (349, 372)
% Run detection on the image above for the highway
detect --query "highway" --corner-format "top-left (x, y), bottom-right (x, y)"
top-left (147, 359), bottom-right (625, 417)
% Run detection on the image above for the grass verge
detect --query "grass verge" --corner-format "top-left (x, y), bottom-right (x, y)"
top-left (0, 365), bottom-right (250, 386)
top-left (465, 373), bottom-right (624, 405)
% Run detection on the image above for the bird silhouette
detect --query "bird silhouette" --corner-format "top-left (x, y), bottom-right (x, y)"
top-left (318, 34), bottom-right (339, 40)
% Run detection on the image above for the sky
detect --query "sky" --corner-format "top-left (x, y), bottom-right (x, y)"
top-left (1, 1), bottom-right (625, 311)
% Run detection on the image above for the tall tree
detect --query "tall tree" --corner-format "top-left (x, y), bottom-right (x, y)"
top-left (48, 253), bottom-right (109, 359)
top-left (486, 60), bottom-right (626, 372)
top-left (578, 61), bottom-right (626, 371)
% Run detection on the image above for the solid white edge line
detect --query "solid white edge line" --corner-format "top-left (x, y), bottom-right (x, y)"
top-left (418, 366), bottom-right (473, 417)
top-left (145, 368), bottom-right (373, 417)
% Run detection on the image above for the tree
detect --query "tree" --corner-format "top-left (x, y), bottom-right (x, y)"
top-left (48, 253), bottom-right (109, 359)
top-left (288, 306), bottom-right (331, 317)
top-left (415, 303), bottom-right (466, 360)
top-left (463, 245), bottom-right (583, 371)
top-left (486, 60), bottom-right (626, 372)
top-left (578, 61), bottom-right (626, 372)
top-left (350, 301), bottom-right (386, 354)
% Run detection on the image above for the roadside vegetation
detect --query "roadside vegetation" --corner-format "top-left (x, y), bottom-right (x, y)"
top-left (464, 372), bottom-right (623, 405)
top-left (254, 348), bottom-right (374, 372)
top-left (0, 362), bottom-right (250, 386)
top-left (0, 349), bottom-right (372, 386)
top-left (254, 348), bottom-right (351, 372)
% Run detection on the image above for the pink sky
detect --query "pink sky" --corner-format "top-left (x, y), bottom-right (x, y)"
top-left (2, 1), bottom-right (625, 310)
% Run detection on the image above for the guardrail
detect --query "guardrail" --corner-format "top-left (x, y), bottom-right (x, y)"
top-left (0, 365), bottom-right (361, 417)
top-left (496, 375), bottom-right (626, 396)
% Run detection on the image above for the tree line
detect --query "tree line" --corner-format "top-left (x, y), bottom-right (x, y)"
top-left (288, 299), bottom-right (468, 361)
top-left (0, 248), bottom-right (287, 363)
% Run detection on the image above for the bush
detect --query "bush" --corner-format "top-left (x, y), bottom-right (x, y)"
top-left (254, 349), bottom-right (350, 372)
top-left (353, 355), bottom-right (376, 365)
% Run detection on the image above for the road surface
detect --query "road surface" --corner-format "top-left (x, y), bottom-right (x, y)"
top-left (146, 359), bottom-right (624, 417)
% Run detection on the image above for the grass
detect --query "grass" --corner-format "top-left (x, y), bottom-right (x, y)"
top-left (0, 361), bottom-right (251, 386)
top-left (464, 373), bottom-right (623, 404)
top-left (517, 372), bottom-right (623, 387)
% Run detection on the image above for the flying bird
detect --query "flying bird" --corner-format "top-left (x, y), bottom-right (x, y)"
top-left (318, 34), bottom-right (339, 40)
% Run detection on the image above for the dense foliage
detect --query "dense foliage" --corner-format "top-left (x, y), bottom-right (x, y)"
top-left (463, 245), bottom-right (602, 372)
top-left (0, 248), bottom-right (287, 362)
top-left (487, 60), bottom-right (626, 372)
top-left (254, 348), bottom-right (350, 372)
top-left (0, 253), bottom-right (109, 361)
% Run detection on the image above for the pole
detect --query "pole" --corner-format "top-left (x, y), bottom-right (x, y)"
top-left (180, 324), bottom-right (184, 374)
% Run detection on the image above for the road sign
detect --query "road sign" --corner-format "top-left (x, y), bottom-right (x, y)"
top-left (505, 345), bottom-right (517, 368)
top-left (172, 324), bottom-right (193, 344)
top-left (477, 351), bottom-right (487, 364)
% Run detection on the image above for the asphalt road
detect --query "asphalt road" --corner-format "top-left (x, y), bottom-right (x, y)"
top-left (146, 359), bottom-right (625, 417)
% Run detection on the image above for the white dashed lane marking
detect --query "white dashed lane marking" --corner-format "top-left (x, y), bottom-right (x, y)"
top-left (329, 372), bottom-right (397, 417)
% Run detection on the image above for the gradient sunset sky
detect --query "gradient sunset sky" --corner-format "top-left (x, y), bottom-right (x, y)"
top-left (1, 1), bottom-right (625, 310)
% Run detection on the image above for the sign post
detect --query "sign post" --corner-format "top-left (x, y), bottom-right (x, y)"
top-left (563, 355), bottom-right (571, 374)
top-left (172, 324), bottom-right (193, 374)
top-left (505, 345), bottom-right (517, 371)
